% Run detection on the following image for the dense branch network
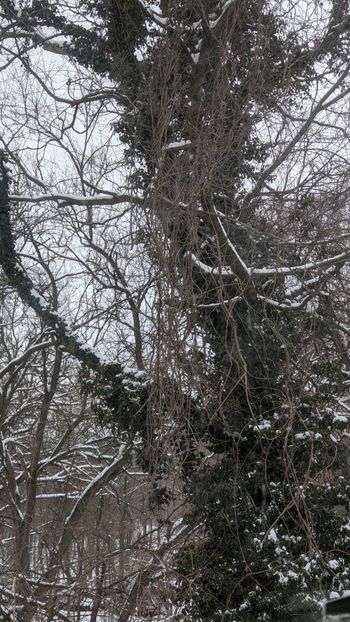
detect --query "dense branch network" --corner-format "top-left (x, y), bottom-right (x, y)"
top-left (1, 1), bottom-right (350, 621)
top-left (0, 152), bottom-right (148, 427)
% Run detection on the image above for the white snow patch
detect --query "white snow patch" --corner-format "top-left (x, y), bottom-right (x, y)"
top-left (328, 559), bottom-right (339, 570)
top-left (162, 140), bottom-right (191, 151)
top-left (253, 419), bottom-right (272, 432)
top-left (267, 527), bottom-right (278, 543)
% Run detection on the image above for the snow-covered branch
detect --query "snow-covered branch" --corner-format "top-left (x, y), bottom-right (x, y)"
top-left (189, 253), bottom-right (234, 278)
top-left (0, 155), bottom-right (147, 391)
top-left (209, 0), bottom-right (237, 31)
top-left (136, 0), bottom-right (168, 28)
top-left (0, 337), bottom-right (55, 380)
top-left (57, 444), bottom-right (130, 557)
top-left (10, 192), bottom-right (144, 208)
top-left (251, 251), bottom-right (350, 277)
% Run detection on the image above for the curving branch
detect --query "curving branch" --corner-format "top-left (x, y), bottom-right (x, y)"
top-left (0, 151), bottom-right (146, 388)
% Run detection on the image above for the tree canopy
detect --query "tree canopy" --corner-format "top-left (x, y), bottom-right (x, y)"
top-left (1, 1), bottom-right (350, 621)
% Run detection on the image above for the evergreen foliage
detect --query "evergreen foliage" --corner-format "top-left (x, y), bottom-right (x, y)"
top-left (1, 1), bottom-right (350, 620)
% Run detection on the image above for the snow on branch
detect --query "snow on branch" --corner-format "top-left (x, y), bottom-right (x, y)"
top-left (251, 251), bottom-right (350, 277)
top-left (10, 192), bottom-right (144, 207)
top-left (0, 437), bottom-right (24, 521)
top-left (189, 253), bottom-right (234, 277)
top-left (57, 444), bottom-right (130, 556)
top-left (211, 205), bottom-right (251, 281)
top-left (209, 0), bottom-right (237, 30)
top-left (0, 152), bottom-right (147, 392)
top-left (162, 140), bottom-right (192, 152)
top-left (136, 0), bottom-right (168, 27)
top-left (257, 294), bottom-right (312, 310)
top-left (0, 336), bottom-right (55, 380)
